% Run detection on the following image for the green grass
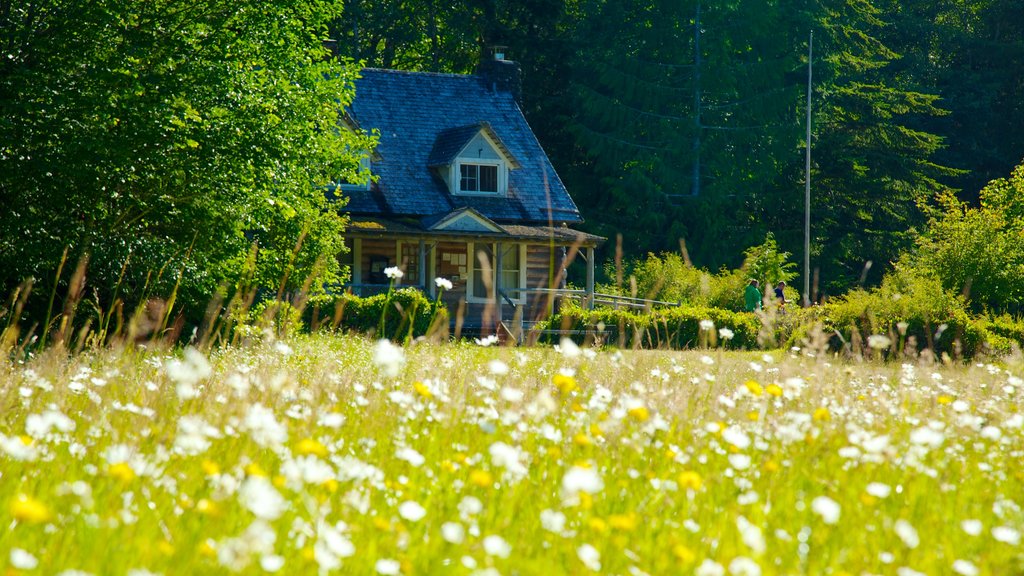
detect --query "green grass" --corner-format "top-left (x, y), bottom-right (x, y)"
top-left (1, 335), bottom-right (1022, 575)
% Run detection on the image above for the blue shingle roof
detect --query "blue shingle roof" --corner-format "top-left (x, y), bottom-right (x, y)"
top-left (344, 69), bottom-right (582, 225)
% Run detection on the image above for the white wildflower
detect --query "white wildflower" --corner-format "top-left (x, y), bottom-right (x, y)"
top-left (811, 496), bottom-right (841, 525)
top-left (894, 519), bottom-right (920, 549)
top-left (866, 483), bottom-right (891, 498)
top-left (952, 560), bottom-right (979, 576)
top-left (577, 544), bottom-right (601, 571)
top-left (540, 509), bottom-right (566, 534)
top-left (384, 266), bottom-right (403, 280)
top-left (395, 447), bottom-right (425, 467)
top-left (398, 500), bottom-right (426, 522)
top-left (483, 535), bottom-right (511, 558)
top-left (961, 519), bottom-right (983, 536)
top-left (867, 334), bottom-right (892, 350)
top-left (435, 277), bottom-right (453, 291)
top-left (243, 404), bottom-right (288, 449)
top-left (562, 466), bottom-right (604, 497)
top-left (441, 522), bottom-right (465, 544)
top-left (239, 476), bottom-right (287, 520)
top-left (373, 339), bottom-right (406, 378)
top-left (993, 526), bottom-right (1021, 545)
top-left (10, 549), bottom-right (38, 570)
top-left (375, 559), bottom-right (401, 575)
top-left (728, 556), bottom-right (761, 576)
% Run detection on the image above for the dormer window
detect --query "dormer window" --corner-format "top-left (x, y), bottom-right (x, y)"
top-left (428, 122), bottom-right (521, 198)
top-left (460, 163), bottom-right (499, 194)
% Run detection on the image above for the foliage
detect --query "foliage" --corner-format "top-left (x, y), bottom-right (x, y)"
top-left (906, 161), bottom-right (1024, 316)
top-left (247, 300), bottom-right (306, 340)
top-left (742, 233), bottom-right (797, 291)
top-left (811, 266), bottom-right (989, 357)
top-left (314, 288), bottom-right (448, 341)
top-left (537, 300), bottom-right (761, 350)
top-left (0, 0), bottom-right (375, 322)
top-left (599, 235), bottom-right (798, 313)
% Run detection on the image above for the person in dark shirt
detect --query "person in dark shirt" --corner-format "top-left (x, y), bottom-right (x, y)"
top-left (774, 281), bottom-right (790, 312)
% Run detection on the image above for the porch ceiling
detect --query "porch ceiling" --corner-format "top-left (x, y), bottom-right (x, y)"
top-left (347, 217), bottom-right (605, 247)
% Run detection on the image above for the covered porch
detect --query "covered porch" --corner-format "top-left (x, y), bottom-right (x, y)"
top-left (339, 215), bottom-right (604, 339)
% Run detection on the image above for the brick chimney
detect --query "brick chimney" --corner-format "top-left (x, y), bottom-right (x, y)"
top-left (475, 46), bottom-right (522, 105)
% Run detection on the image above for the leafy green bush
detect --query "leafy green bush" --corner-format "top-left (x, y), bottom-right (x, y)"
top-left (312, 288), bottom-right (448, 341)
top-left (811, 267), bottom-right (988, 357)
top-left (536, 300), bottom-right (760, 350)
top-left (905, 161), bottom-right (1024, 316)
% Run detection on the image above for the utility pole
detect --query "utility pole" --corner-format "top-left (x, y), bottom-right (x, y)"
top-left (692, 0), bottom-right (702, 197)
top-left (804, 30), bottom-right (813, 307)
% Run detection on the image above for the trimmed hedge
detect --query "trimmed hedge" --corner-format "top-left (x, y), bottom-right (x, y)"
top-left (309, 288), bottom-right (448, 341)
top-left (535, 301), bottom-right (761, 349)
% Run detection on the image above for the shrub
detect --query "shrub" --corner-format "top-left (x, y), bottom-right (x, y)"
top-left (811, 267), bottom-right (988, 357)
top-left (535, 300), bottom-right (761, 350)
top-left (312, 288), bottom-right (448, 342)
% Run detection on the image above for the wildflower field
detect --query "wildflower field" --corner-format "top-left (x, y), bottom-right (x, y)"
top-left (2, 336), bottom-right (1023, 576)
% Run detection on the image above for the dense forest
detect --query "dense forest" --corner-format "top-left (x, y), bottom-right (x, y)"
top-left (331, 0), bottom-right (1024, 293)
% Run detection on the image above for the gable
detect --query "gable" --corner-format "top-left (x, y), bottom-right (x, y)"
top-left (427, 208), bottom-right (503, 233)
top-left (460, 132), bottom-right (502, 161)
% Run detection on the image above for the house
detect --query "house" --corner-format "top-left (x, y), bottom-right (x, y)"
top-left (335, 55), bottom-right (604, 338)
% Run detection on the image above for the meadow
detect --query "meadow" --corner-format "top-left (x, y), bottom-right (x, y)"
top-left (2, 334), bottom-right (1023, 575)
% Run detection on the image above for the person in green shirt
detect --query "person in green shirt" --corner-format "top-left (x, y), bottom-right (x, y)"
top-left (744, 279), bottom-right (763, 312)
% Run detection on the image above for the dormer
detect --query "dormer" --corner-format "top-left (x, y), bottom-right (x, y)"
top-left (428, 123), bottom-right (520, 197)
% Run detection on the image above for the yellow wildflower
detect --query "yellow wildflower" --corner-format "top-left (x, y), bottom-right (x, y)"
top-left (747, 411), bottom-right (760, 421)
top-left (198, 541), bottom-right (217, 559)
top-left (201, 460), bottom-right (220, 476)
top-left (678, 471), bottom-right (703, 491)
top-left (553, 373), bottom-right (577, 395)
top-left (296, 437), bottom-right (328, 458)
top-left (765, 384), bottom-right (783, 397)
top-left (10, 494), bottom-right (51, 524)
top-left (744, 380), bottom-right (763, 396)
top-left (937, 395), bottom-right (954, 405)
top-left (109, 462), bottom-right (136, 483)
top-left (574, 433), bottom-right (593, 447)
top-left (813, 407), bottom-right (831, 422)
top-left (245, 462), bottom-right (267, 477)
top-left (196, 499), bottom-right (220, 516)
top-left (588, 517), bottom-right (608, 533)
top-left (628, 406), bottom-right (650, 422)
top-left (469, 469), bottom-right (493, 488)
top-left (672, 544), bottom-right (696, 563)
top-left (608, 513), bottom-right (638, 531)
top-left (413, 381), bottom-right (433, 399)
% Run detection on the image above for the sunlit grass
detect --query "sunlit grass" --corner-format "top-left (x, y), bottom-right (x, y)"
top-left (2, 335), bottom-right (1022, 575)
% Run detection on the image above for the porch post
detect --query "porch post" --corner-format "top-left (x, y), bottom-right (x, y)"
top-left (418, 239), bottom-right (426, 292)
top-left (586, 246), bottom-right (595, 310)
top-left (494, 241), bottom-right (504, 331)
top-left (352, 239), bottom-right (363, 285)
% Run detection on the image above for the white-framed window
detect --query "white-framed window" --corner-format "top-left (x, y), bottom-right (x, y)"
top-left (467, 242), bottom-right (525, 303)
top-left (454, 160), bottom-right (505, 196)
